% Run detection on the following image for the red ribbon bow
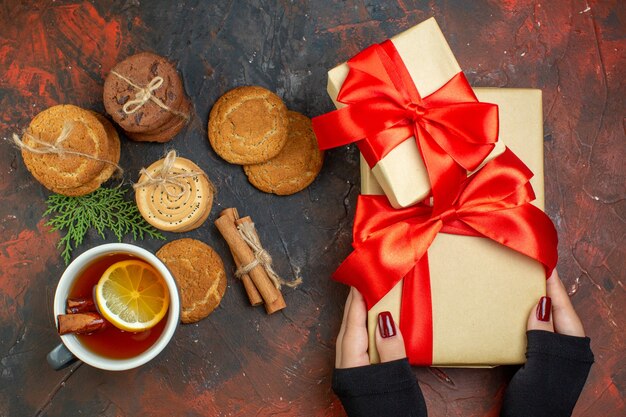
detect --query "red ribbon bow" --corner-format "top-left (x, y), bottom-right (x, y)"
top-left (333, 149), bottom-right (558, 364)
top-left (312, 40), bottom-right (500, 203)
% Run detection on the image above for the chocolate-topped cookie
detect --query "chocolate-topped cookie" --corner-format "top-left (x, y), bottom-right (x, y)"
top-left (125, 96), bottom-right (191, 143)
top-left (103, 52), bottom-right (186, 134)
top-left (208, 86), bottom-right (288, 164)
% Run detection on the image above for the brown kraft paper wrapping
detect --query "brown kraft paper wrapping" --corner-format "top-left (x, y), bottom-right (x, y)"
top-left (328, 17), bottom-right (505, 209)
top-left (362, 88), bottom-right (546, 366)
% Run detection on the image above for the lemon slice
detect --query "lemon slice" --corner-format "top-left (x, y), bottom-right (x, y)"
top-left (95, 260), bottom-right (170, 332)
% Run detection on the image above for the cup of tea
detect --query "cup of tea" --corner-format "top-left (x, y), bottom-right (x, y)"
top-left (47, 243), bottom-right (180, 371)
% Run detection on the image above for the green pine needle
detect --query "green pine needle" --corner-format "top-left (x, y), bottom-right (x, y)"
top-left (44, 186), bottom-right (166, 264)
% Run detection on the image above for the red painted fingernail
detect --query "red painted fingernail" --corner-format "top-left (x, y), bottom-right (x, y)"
top-left (378, 311), bottom-right (396, 338)
top-left (536, 296), bottom-right (552, 322)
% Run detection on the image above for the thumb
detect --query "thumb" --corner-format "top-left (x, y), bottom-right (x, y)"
top-left (527, 295), bottom-right (554, 332)
top-left (545, 270), bottom-right (585, 337)
top-left (375, 311), bottom-right (407, 363)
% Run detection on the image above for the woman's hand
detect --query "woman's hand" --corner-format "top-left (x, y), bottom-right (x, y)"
top-left (527, 270), bottom-right (585, 336)
top-left (335, 287), bottom-right (407, 368)
top-left (502, 270), bottom-right (593, 417)
top-left (332, 288), bottom-right (428, 417)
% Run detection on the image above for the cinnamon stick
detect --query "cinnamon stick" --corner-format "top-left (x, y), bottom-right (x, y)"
top-left (235, 216), bottom-right (286, 314)
top-left (264, 294), bottom-right (287, 315)
top-left (215, 214), bottom-right (279, 306)
top-left (219, 208), bottom-right (238, 218)
top-left (219, 208), bottom-right (263, 306)
top-left (66, 297), bottom-right (97, 314)
top-left (57, 313), bottom-right (108, 335)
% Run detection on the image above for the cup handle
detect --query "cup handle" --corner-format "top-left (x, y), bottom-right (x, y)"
top-left (47, 343), bottom-right (77, 370)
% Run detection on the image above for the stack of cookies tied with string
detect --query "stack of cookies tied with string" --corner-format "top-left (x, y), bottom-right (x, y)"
top-left (14, 104), bottom-right (121, 196)
top-left (134, 150), bottom-right (213, 233)
top-left (312, 17), bottom-right (559, 367)
top-left (104, 52), bottom-right (191, 143)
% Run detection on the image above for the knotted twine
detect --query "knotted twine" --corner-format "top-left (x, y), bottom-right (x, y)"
top-left (235, 221), bottom-right (303, 290)
top-left (12, 121), bottom-right (123, 175)
top-left (110, 71), bottom-right (189, 119)
top-left (133, 150), bottom-right (208, 199)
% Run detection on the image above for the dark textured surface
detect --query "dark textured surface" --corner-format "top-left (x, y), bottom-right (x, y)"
top-left (0, 1), bottom-right (624, 416)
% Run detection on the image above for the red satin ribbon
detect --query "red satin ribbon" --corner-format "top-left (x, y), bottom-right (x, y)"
top-left (312, 40), bottom-right (500, 204)
top-left (333, 149), bottom-right (558, 365)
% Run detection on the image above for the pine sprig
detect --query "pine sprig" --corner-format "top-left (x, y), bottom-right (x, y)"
top-left (44, 187), bottom-right (166, 264)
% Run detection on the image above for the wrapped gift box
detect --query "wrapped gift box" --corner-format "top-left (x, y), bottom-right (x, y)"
top-left (325, 18), bottom-right (505, 208)
top-left (363, 88), bottom-right (547, 366)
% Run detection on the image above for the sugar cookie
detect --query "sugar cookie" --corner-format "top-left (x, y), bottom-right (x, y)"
top-left (244, 111), bottom-right (323, 195)
top-left (208, 86), bottom-right (288, 164)
top-left (156, 238), bottom-right (227, 323)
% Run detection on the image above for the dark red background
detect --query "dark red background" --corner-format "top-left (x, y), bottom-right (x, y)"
top-left (0, 1), bottom-right (624, 416)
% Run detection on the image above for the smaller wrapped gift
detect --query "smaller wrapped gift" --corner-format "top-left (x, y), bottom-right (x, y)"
top-left (313, 18), bottom-right (503, 208)
top-left (354, 88), bottom-right (557, 366)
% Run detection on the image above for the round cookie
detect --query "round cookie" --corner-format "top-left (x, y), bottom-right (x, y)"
top-left (103, 52), bottom-right (185, 133)
top-left (21, 105), bottom-right (109, 193)
top-left (125, 97), bottom-right (191, 143)
top-left (174, 180), bottom-right (215, 233)
top-left (244, 111), bottom-right (324, 195)
top-left (156, 238), bottom-right (227, 323)
top-left (208, 86), bottom-right (288, 165)
top-left (135, 155), bottom-right (213, 232)
top-left (49, 113), bottom-right (121, 196)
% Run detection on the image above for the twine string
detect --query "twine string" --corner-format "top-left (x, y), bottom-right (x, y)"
top-left (110, 71), bottom-right (189, 119)
top-left (53, 121), bottom-right (72, 147)
top-left (133, 150), bottom-right (205, 199)
top-left (235, 221), bottom-right (303, 290)
top-left (12, 122), bottom-right (123, 175)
